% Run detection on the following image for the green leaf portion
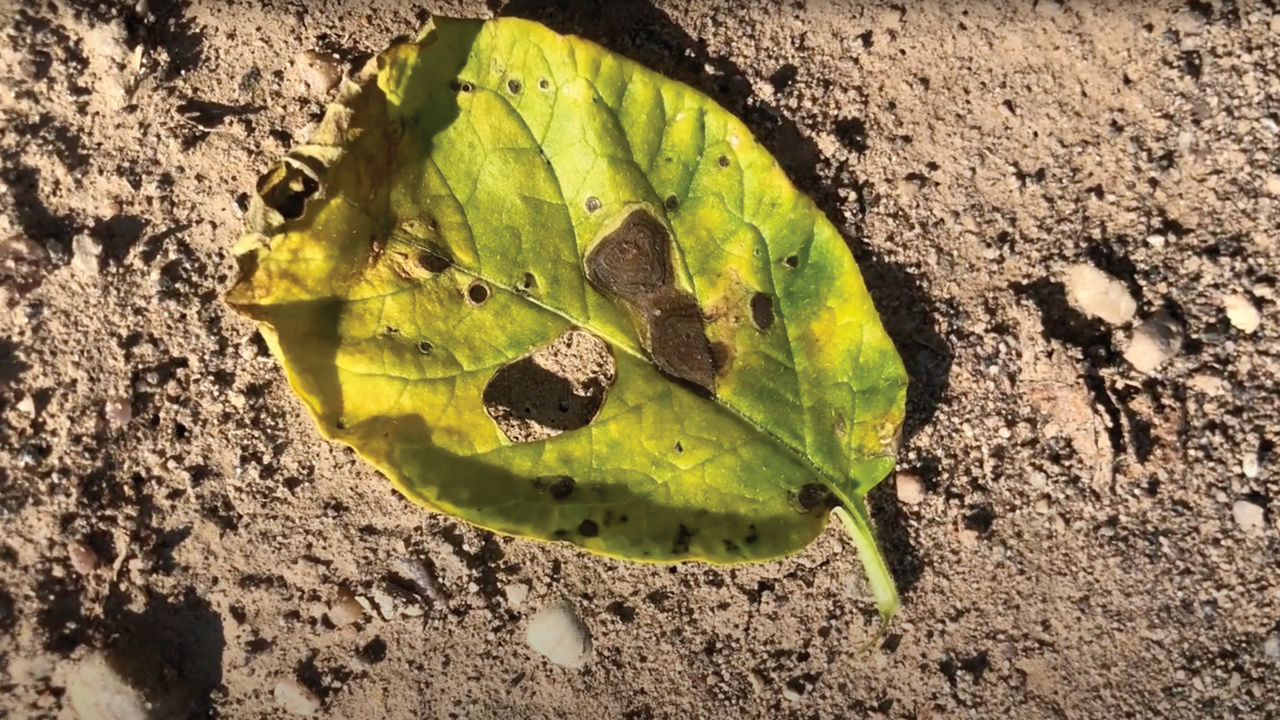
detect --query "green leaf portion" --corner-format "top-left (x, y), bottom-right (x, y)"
top-left (228, 16), bottom-right (907, 612)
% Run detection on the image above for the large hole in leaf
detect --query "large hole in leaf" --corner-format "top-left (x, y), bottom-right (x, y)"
top-left (483, 329), bottom-right (617, 443)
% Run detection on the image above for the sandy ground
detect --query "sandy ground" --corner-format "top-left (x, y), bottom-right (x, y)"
top-left (1, 0), bottom-right (1279, 717)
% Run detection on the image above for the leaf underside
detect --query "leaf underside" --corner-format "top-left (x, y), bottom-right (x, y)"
top-left (228, 17), bottom-right (907, 613)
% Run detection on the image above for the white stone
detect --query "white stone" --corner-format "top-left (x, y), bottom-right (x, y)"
top-left (1223, 294), bottom-right (1261, 333)
top-left (72, 234), bottom-right (102, 274)
top-left (326, 590), bottom-right (363, 627)
top-left (504, 581), bottom-right (530, 608)
top-left (1264, 632), bottom-right (1280, 661)
top-left (894, 472), bottom-right (925, 505)
top-left (273, 678), bottom-right (321, 716)
top-left (66, 653), bottom-right (150, 720)
top-left (15, 394), bottom-right (34, 415)
top-left (105, 397), bottom-right (132, 427)
top-left (1124, 312), bottom-right (1183, 374)
top-left (1065, 264), bottom-right (1136, 325)
top-left (1232, 499), bottom-right (1265, 535)
top-left (526, 600), bottom-right (592, 668)
top-left (1242, 449), bottom-right (1260, 479)
top-left (1266, 174), bottom-right (1280, 197)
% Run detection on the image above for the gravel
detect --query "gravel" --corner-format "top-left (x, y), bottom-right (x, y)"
top-left (1065, 264), bottom-right (1137, 325)
top-left (1124, 311), bottom-right (1184, 374)
top-left (526, 600), bottom-right (593, 668)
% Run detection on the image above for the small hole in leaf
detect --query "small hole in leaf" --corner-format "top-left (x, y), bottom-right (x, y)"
top-left (383, 326), bottom-right (399, 336)
top-left (578, 519), bottom-right (599, 537)
top-left (467, 281), bottom-right (490, 305)
top-left (417, 251), bottom-right (452, 273)
top-left (417, 341), bottom-right (433, 355)
top-left (538, 78), bottom-right (550, 90)
top-left (585, 196), bottom-right (602, 213)
top-left (507, 78), bottom-right (522, 94)
top-left (664, 195), bottom-right (679, 211)
top-left (335, 418), bottom-right (348, 430)
top-left (674, 441), bottom-right (684, 454)
top-left (459, 80), bottom-right (474, 93)
top-left (519, 272), bottom-right (536, 291)
top-left (717, 154), bottom-right (730, 168)
top-left (783, 254), bottom-right (799, 269)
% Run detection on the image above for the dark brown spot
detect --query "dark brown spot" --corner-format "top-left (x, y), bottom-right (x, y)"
top-left (794, 483), bottom-right (833, 513)
top-left (368, 235), bottom-right (386, 266)
top-left (673, 441), bottom-right (683, 454)
top-left (507, 78), bottom-right (522, 94)
top-left (664, 195), bottom-right (679, 211)
top-left (585, 196), bottom-right (602, 213)
top-left (577, 519), bottom-right (599, 537)
top-left (585, 210), bottom-right (672, 302)
top-left (467, 281), bottom-right (489, 305)
top-left (745, 524), bottom-right (758, 544)
top-left (417, 251), bottom-right (452, 273)
top-left (783, 254), bottom-right (799, 269)
top-left (717, 154), bottom-right (730, 168)
top-left (538, 78), bottom-right (550, 90)
top-left (750, 292), bottom-right (775, 330)
top-left (710, 341), bottom-right (733, 374)
top-left (646, 288), bottom-right (715, 391)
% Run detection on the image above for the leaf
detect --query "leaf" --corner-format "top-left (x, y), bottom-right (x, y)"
top-left (227, 16), bottom-right (908, 617)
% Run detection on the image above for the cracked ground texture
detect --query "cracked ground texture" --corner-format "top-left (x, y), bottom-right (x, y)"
top-left (1, 1), bottom-right (1278, 718)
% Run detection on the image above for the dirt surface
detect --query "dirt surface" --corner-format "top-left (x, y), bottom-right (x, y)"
top-left (2, 0), bottom-right (1278, 718)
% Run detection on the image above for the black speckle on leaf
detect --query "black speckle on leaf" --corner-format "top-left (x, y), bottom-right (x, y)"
top-left (416, 250), bottom-right (452, 273)
top-left (750, 292), bottom-right (775, 331)
top-left (664, 195), bottom-right (679, 211)
top-left (717, 154), bottom-right (730, 168)
top-left (577, 519), bottom-right (599, 537)
top-left (507, 78), bottom-right (522, 94)
top-left (417, 341), bottom-right (433, 355)
top-left (467, 281), bottom-right (490, 305)
top-left (585, 196), bottom-right (602, 213)
top-left (745, 524), bottom-right (758, 544)
top-left (672, 524), bottom-right (694, 554)
top-left (723, 538), bottom-right (740, 554)
top-left (538, 78), bottom-right (550, 90)
top-left (674, 441), bottom-right (683, 454)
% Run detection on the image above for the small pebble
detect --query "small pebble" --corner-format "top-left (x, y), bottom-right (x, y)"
top-left (15, 394), bottom-right (35, 416)
top-left (72, 235), bottom-right (102, 274)
top-left (526, 600), bottom-right (592, 668)
top-left (1065, 264), bottom-right (1136, 325)
top-left (66, 653), bottom-right (150, 720)
top-left (326, 590), bottom-right (363, 627)
top-left (894, 472), bottom-right (925, 505)
top-left (1232, 499), bottom-right (1265, 535)
top-left (505, 581), bottom-right (530, 608)
top-left (1265, 173), bottom-right (1280, 197)
top-left (68, 541), bottom-right (100, 575)
top-left (1223, 293), bottom-right (1261, 333)
top-left (1264, 632), bottom-right (1280, 661)
top-left (296, 51), bottom-right (343, 95)
top-left (1124, 311), bottom-right (1183, 374)
top-left (1145, 233), bottom-right (1166, 248)
top-left (105, 397), bottom-right (133, 427)
top-left (782, 685), bottom-right (803, 702)
top-left (273, 678), bottom-right (321, 716)
top-left (0, 234), bottom-right (46, 263)
top-left (1242, 449), bottom-right (1260, 479)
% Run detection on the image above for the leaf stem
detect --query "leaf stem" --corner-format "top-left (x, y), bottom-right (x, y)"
top-left (834, 497), bottom-right (899, 621)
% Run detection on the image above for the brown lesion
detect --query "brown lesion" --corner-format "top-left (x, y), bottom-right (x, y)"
top-left (584, 207), bottom-right (717, 393)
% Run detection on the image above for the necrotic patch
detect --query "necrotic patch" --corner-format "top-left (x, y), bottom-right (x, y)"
top-left (585, 208), bottom-right (716, 392)
top-left (585, 210), bottom-right (672, 302)
top-left (483, 328), bottom-right (617, 443)
top-left (750, 292), bottom-right (774, 330)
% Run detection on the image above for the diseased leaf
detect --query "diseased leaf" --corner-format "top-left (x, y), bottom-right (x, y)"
top-left (227, 17), bottom-right (908, 616)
